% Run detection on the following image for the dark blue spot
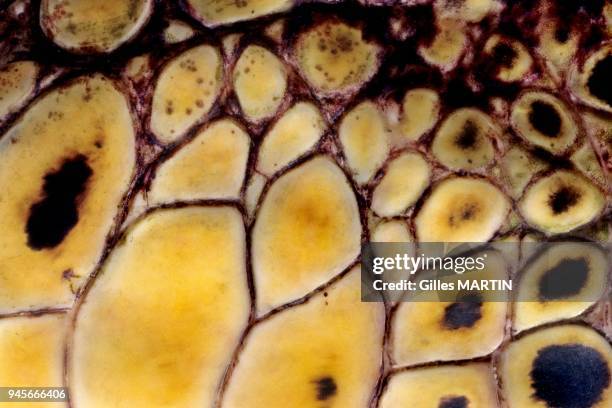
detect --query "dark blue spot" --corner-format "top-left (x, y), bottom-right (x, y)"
top-left (531, 344), bottom-right (610, 408)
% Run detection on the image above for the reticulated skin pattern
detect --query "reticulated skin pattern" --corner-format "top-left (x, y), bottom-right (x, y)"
top-left (0, 1), bottom-right (610, 408)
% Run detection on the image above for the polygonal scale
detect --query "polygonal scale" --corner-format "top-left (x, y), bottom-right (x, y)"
top-left (514, 242), bottom-right (609, 332)
top-left (499, 325), bottom-right (612, 408)
top-left (391, 251), bottom-right (508, 366)
top-left (69, 207), bottom-right (249, 407)
top-left (163, 20), bottom-right (195, 44)
top-left (40, 0), bottom-right (153, 53)
top-left (150, 45), bottom-right (223, 144)
top-left (511, 91), bottom-right (578, 154)
top-left (482, 35), bottom-right (533, 83)
top-left (431, 108), bottom-right (498, 170)
top-left (233, 45), bottom-right (287, 123)
top-left (419, 18), bottom-right (467, 72)
top-left (519, 170), bottom-right (605, 235)
top-left (148, 119), bottom-right (250, 204)
top-left (294, 20), bottom-right (382, 97)
top-left (396, 88), bottom-right (440, 144)
top-left (256, 102), bottom-right (326, 176)
top-left (222, 267), bottom-right (384, 408)
top-left (371, 151), bottom-right (430, 217)
top-left (252, 156), bottom-right (361, 313)
top-left (500, 146), bottom-right (548, 198)
top-left (339, 101), bottom-right (389, 184)
top-left (371, 219), bottom-right (412, 243)
top-left (415, 177), bottom-right (510, 242)
top-left (0, 75), bottom-right (135, 313)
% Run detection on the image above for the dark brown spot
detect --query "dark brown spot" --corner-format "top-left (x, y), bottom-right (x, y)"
top-left (528, 101), bottom-right (561, 137)
top-left (461, 204), bottom-right (477, 220)
top-left (439, 395), bottom-right (469, 408)
top-left (538, 257), bottom-right (589, 300)
top-left (548, 186), bottom-right (580, 214)
top-left (554, 27), bottom-right (570, 43)
top-left (61, 269), bottom-right (76, 280)
top-left (26, 155), bottom-right (92, 250)
top-left (449, 203), bottom-right (479, 227)
top-left (587, 54), bottom-right (612, 107)
top-left (165, 100), bottom-right (174, 115)
top-left (455, 120), bottom-right (479, 149)
top-left (313, 376), bottom-right (337, 401)
top-left (531, 344), bottom-right (610, 408)
top-left (492, 42), bottom-right (517, 68)
top-left (443, 293), bottom-right (483, 330)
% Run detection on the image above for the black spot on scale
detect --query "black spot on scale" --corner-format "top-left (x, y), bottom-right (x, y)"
top-left (528, 101), bottom-right (561, 138)
top-left (26, 155), bottom-right (92, 250)
top-left (439, 395), bottom-right (469, 408)
top-left (313, 376), bottom-right (337, 401)
top-left (448, 203), bottom-right (479, 228)
top-left (530, 344), bottom-right (610, 408)
top-left (587, 54), bottom-right (612, 107)
top-left (443, 293), bottom-right (483, 330)
top-left (455, 120), bottom-right (479, 149)
top-left (554, 26), bottom-right (570, 43)
top-left (548, 186), bottom-right (580, 214)
top-left (492, 42), bottom-right (517, 68)
top-left (538, 257), bottom-right (589, 300)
